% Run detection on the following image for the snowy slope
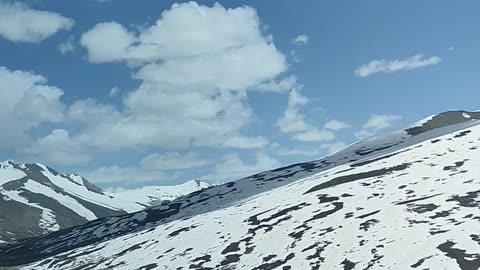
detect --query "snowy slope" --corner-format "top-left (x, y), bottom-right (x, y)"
top-left (0, 110), bottom-right (479, 270)
top-left (106, 180), bottom-right (212, 206)
top-left (0, 162), bottom-right (210, 242)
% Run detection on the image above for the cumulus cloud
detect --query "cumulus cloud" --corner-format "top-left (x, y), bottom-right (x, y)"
top-left (276, 141), bottom-right (347, 157)
top-left (73, 2), bottom-right (291, 151)
top-left (292, 34), bottom-right (309, 46)
top-left (324, 120), bottom-right (350, 131)
top-left (362, 114), bottom-right (402, 130)
top-left (355, 54), bottom-right (442, 78)
top-left (320, 141), bottom-right (347, 154)
top-left (255, 75), bottom-right (298, 93)
top-left (80, 2), bottom-right (285, 70)
top-left (0, 66), bottom-right (65, 149)
top-left (292, 129), bottom-right (335, 142)
top-left (80, 22), bottom-right (135, 63)
top-left (0, 2), bottom-right (73, 43)
top-left (276, 89), bottom-right (334, 142)
top-left (221, 135), bottom-right (269, 149)
top-left (201, 152), bottom-right (281, 183)
top-left (109, 87), bottom-right (120, 97)
top-left (276, 148), bottom-right (322, 156)
top-left (58, 35), bottom-right (76, 55)
top-left (23, 129), bottom-right (90, 166)
top-left (354, 129), bottom-right (376, 140)
top-left (81, 164), bottom-right (182, 184)
top-left (290, 50), bottom-right (300, 62)
top-left (81, 151), bottom-right (210, 184)
top-left (355, 114), bottom-right (402, 140)
top-left (140, 152), bottom-right (210, 170)
top-left (276, 88), bottom-right (309, 133)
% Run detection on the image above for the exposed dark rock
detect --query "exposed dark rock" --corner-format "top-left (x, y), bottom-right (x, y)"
top-left (437, 241), bottom-right (480, 270)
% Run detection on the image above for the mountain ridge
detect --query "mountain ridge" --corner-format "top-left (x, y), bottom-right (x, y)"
top-left (0, 110), bottom-right (479, 269)
top-left (0, 162), bottom-right (210, 243)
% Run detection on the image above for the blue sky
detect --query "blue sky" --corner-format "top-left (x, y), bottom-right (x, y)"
top-left (1, 0), bottom-right (479, 188)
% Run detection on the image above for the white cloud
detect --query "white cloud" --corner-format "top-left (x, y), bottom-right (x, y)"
top-left (255, 75), bottom-right (298, 93)
top-left (355, 54), bottom-right (442, 78)
top-left (292, 129), bottom-right (335, 142)
top-left (354, 114), bottom-right (402, 140)
top-left (362, 114), bottom-right (402, 130)
top-left (109, 87), bottom-right (120, 97)
top-left (67, 98), bottom-right (121, 124)
top-left (81, 164), bottom-right (182, 184)
top-left (276, 141), bottom-right (347, 157)
top-left (80, 22), bottom-right (135, 63)
top-left (58, 35), bottom-right (76, 55)
top-left (81, 151), bottom-right (211, 183)
top-left (292, 34), bottom-right (309, 46)
top-left (290, 49), bottom-right (301, 62)
top-left (140, 152), bottom-right (210, 170)
top-left (277, 89), bottom-right (334, 142)
top-left (320, 141), bottom-right (347, 154)
top-left (0, 66), bottom-right (65, 149)
top-left (0, 2), bottom-right (73, 43)
top-left (23, 129), bottom-right (90, 166)
top-left (323, 119), bottom-right (350, 131)
top-left (80, 2), bottom-right (286, 72)
top-left (354, 129), bottom-right (376, 140)
top-left (221, 135), bottom-right (269, 149)
top-left (201, 152), bottom-right (281, 183)
top-left (72, 2), bottom-right (291, 151)
top-left (276, 88), bottom-right (309, 133)
top-left (276, 148), bottom-right (322, 156)
top-left (68, 90), bottom-right (257, 151)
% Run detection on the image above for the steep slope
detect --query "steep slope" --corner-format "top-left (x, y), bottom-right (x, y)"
top-left (0, 110), bottom-right (479, 270)
top-left (0, 162), bottom-right (210, 242)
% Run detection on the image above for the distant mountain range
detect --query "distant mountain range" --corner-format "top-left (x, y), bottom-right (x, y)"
top-left (0, 161), bottom-right (210, 243)
top-left (0, 110), bottom-right (480, 269)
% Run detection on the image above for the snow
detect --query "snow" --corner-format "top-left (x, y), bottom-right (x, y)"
top-left (22, 180), bottom-right (98, 220)
top-left (0, 161), bottom-right (26, 186)
top-left (409, 114), bottom-right (436, 128)
top-left (2, 113), bottom-right (480, 269)
top-left (68, 174), bottom-right (84, 185)
top-left (36, 164), bottom-right (142, 213)
top-left (0, 162), bottom-right (212, 242)
top-left (106, 180), bottom-right (211, 206)
top-left (0, 185), bottom-right (60, 234)
top-left (39, 209), bottom-right (60, 232)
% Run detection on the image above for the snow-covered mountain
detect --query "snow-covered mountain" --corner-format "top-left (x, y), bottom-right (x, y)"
top-left (0, 162), bottom-right (210, 242)
top-left (106, 180), bottom-right (212, 206)
top-left (1, 110), bottom-right (480, 269)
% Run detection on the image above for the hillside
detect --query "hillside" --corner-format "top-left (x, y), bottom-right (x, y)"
top-left (0, 110), bottom-right (479, 269)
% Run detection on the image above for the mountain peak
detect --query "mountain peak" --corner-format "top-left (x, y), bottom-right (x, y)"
top-left (0, 161), bottom-right (210, 242)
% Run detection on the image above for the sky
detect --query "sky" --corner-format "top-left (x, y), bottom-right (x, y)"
top-left (1, 0), bottom-right (479, 189)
